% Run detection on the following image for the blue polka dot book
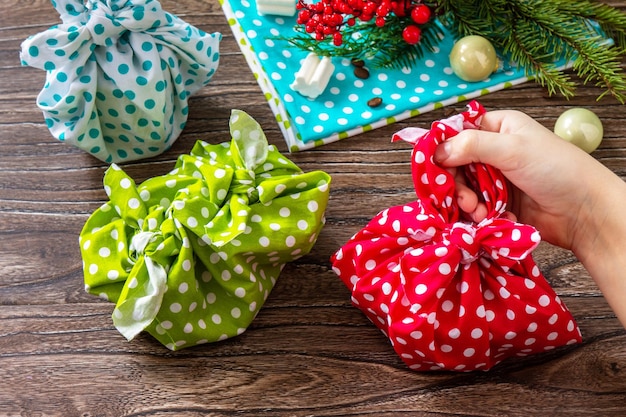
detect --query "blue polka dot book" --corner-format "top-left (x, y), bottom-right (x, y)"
top-left (20, 0), bottom-right (221, 163)
top-left (220, 0), bottom-right (576, 152)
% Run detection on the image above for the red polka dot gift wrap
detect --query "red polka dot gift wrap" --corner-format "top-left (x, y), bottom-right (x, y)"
top-left (331, 101), bottom-right (582, 372)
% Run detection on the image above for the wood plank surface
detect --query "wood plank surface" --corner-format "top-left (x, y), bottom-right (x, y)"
top-left (1, 0), bottom-right (626, 415)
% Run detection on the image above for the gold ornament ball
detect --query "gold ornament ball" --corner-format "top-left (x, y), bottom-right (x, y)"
top-left (554, 108), bottom-right (603, 153)
top-left (449, 35), bottom-right (498, 82)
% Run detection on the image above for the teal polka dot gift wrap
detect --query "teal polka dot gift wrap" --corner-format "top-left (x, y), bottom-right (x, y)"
top-left (80, 110), bottom-right (331, 350)
top-left (19, 0), bottom-right (221, 163)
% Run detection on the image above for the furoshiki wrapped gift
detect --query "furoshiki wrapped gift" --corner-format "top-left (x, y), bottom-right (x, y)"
top-left (80, 110), bottom-right (331, 349)
top-left (331, 101), bottom-right (582, 371)
top-left (20, 0), bottom-right (221, 163)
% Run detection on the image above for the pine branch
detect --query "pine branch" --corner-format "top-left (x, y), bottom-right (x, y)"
top-left (554, 0), bottom-right (626, 51)
top-left (436, 0), bottom-right (509, 38)
top-left (513, 0), bottom-right (626, 103)
top-left (438, 0), bottom-right (626, 102)
top-left (504, 19), bottom-right (577, 99)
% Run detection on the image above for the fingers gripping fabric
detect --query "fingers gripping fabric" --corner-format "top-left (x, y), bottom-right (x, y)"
top-left (331, 101), bottom-right (581, 371)
top-left (20, 0), bottom-right (221, 163)
top-left (80, 110), bottom-right (331, 350)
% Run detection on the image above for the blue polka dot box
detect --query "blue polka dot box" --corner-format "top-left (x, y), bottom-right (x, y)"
top-left (220, 0), bottom-right (580, 152)
top-left (20, 0), bottom-right (221, 163)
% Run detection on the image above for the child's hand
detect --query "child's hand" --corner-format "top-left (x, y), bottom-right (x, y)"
top-left (434, 109), bottom-right (626, 328)
top-left (435, 109), bottom-right (600, 251)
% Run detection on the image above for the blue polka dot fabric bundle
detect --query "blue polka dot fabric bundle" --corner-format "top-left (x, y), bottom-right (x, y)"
top-left (20, 0), bottom-right (221, 163)
top-left (80, 110), bottom-right (331, 349)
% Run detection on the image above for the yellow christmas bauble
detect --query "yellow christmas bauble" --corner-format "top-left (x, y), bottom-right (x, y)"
top-left (554, 108), bottom-right (603, 153)
top-left (449, 35), bottom-right (498, 82)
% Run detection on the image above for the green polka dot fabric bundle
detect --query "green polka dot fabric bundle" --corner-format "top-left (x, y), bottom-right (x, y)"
top-left (80, 110), bottom-right (331, 349)
top-left (19, 0), bottom-right (221, 163)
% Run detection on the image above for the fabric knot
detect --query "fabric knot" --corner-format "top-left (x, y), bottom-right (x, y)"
top-left (130, 231), bottom-right (161, 260)
top-left (232, 168), bottom-right (259, 201)
top-left (116, 229), bottom-right (168, 341)
top-left (85, 3), bottom-right (126, 46)
top-left (448, 222), bottom-right (481, 264)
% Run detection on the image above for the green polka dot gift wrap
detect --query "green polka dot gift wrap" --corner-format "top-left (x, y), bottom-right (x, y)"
top-left (80, 110), bottom-right (331, 350)
top-left (19, 0), bottom-right (221, 163)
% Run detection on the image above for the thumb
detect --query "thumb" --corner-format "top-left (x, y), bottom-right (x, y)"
top-left (434, 129), bottom-right (522, 170)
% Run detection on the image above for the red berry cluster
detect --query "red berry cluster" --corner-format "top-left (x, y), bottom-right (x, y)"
top-left (296, 0), bottom-right (432, 46)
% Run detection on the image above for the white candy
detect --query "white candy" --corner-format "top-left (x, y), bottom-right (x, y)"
top-left (256, 0), bottom-right (296, 16)
top-left (290, 53), bottom-right (335, 99)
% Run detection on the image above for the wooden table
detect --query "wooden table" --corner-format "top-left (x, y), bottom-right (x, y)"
top-left (2, 1), bottom-right (626, 415)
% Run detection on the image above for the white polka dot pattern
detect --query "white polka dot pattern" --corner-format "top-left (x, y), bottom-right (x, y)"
top-left (331, 101), bottom-right (581, 371)
top-left (80, 110), bottom-right (331, 350)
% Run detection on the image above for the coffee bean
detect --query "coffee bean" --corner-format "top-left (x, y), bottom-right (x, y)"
top-left (367, 97), bottom-right (383, 108)
top-left (351, 58), bottom-right (365, 68)
top-left (354, 66), bottom-right (370, 79)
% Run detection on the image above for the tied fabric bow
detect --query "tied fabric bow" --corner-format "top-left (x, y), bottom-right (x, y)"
top-left (80, 110), bottom-right (331, 350)
top-left (331, 101), bottom-right (581, 371)
top-left (20, 0), bottom-right (221, 163)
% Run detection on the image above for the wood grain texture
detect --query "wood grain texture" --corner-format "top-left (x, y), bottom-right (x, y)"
top-left (1, 1), bottom-right (626, 416)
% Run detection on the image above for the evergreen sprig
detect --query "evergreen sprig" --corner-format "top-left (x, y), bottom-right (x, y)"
top-left (438, 0), bottom-right (626, 102)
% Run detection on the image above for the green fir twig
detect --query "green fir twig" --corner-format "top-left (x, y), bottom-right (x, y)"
top-left (438, 0), bottom-right (626, 102)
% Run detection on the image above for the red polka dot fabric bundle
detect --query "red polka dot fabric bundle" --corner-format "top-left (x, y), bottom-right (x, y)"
top-left (331, 101), bottom-right (582, 371)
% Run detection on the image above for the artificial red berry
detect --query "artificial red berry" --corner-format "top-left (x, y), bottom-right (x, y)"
top-left (402, 25), bottom-right (421, 44)
top-left (338, 3), bottom-right (352, 14)
top-left (297, 0), bottom-right (429, 45)
top-left (333, 32), bottom-right (343, 46)
top-left (391, 2), bottom-right (407, 17)
top-left (363, 1), bottom-right (377, 16)
top-left (410, 4), bottom-right (431, 25)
